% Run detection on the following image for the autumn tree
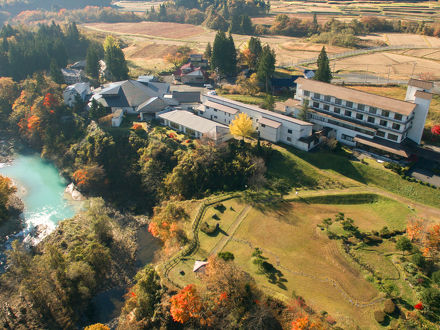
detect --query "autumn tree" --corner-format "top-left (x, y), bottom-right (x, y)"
top-left (236, 72), bottom-right (259, 95)
top-left (229, 113), bottom-right (255, 140)
top-left (0, 175), bottom-right (16, 222)
top-left (170, 284), bottom-right (203, 324)
top-left (164, 45), bottom-right (191, 68)
top-left (103, 35), bottom-right (129, 81)
top-left (84, 324), bottom-right (109, 330)
top-left (314, 46), bottom-right (332, 83)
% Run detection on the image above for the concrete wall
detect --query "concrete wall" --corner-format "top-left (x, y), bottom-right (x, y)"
top-left (407, 96), bottom-right (431, 144)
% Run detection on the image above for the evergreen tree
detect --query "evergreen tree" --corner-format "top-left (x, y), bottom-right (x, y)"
top-left (230, 14), bottom-right (241, 33)
top-left (86, 43), bottom-right (103, 81)
top-left (204, 42), bottom-right (212, 63)
top-left (225, 33), bottom-right (237, 76)
top-left (103, 36), bottom-right (129, 81)
top-left (50, 59), bottom-right (64, 84)
top-left (314, 46), bottom-right (332, 83)
top-left (240, 15), bottom-right (253, 35)
top-left (312, 13), bottom-right (319, 34)
top-left (257, 45), bottom-right (275, 92)
top-left (248, 37), bottom-right (262, 70)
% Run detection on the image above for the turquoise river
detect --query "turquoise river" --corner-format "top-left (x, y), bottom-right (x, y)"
top-left (0, 153), bottom-right (77, 239)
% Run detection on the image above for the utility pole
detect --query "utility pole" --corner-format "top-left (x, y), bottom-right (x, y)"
top-left (410, 62), bottom-right (416, 78)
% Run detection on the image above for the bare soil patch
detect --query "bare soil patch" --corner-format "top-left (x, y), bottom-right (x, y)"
top-left (84, 22), bottom-right (207, 39)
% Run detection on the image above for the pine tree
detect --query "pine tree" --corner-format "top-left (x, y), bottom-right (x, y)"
top-left (240, 15), bottom-right (253, 35)
top-left (314, 46), bottom-right (332, 83)
top-left (225, 34), bottom-right (237, 76)
top-left (50, 59), bottom-right (64, 84)
top-left (103, 36), bottom-right (129, 81)
top-left (248, 37), bottom-right (262, 70)
top-left (257, 45), bottom-right (275, 92)
top-left (204, 42), bottom-right (212, 63)
top-left (86, 43), bottom-right (103, 81)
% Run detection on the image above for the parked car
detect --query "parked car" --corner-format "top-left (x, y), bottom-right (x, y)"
top-left (204, 84), bottom-right (214, 90)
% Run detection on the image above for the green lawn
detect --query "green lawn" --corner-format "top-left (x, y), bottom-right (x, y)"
top-left (278, 145), bottom-right (440, 208)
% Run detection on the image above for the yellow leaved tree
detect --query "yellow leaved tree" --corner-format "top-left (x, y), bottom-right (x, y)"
top-left (229, 113), bottom-right (255, 141)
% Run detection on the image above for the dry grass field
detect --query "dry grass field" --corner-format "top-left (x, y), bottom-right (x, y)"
top-left (331, 51), bottom-right (440, 80)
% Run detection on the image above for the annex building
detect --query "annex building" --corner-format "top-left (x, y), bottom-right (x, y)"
top-left (198, 94), bottom-right (316, 151)
top-left (289, 78), bottom-right (433, 159)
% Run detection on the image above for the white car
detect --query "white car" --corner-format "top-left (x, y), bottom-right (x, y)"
top-left (204, 84), bottom-right (214, 90)
top-left (207, 90), bottom-right (217, 95)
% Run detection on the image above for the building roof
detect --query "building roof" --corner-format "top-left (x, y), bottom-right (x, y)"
top-left (408, 79), bottom-right (433, 90)
top-left (172, 91), bottom-right (201, 104)
top-left (158, 110), bottom-right (228, 134)
top-left (193, 260), bottom-right (208, 272)
top-left (295, 78), bottom-right (417, 116)
top-left (260, 117), bottom-right (282, 128)
top-left (61, 68), bottom-right (82, 77)
top-left (283, 98), bottom-right (302, 108)
top-left (137, 97), bottom-right (167, 113)
top-left (113, 109), bottom-right (123, 118)
top-left (65, 82), bottom-right (90, 95)
top-left (95, 80), bottom-right (168, 108)
top-left (414, 90), bottom-right (433, 100)
top-left (204, 100), bottom-right (239, 115)
top-left (354, 136), bottom-right (410, 158)
top-left (204, 94), bottom-right (313, 126)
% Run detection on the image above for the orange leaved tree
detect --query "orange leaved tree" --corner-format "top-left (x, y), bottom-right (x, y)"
top-left (170, 284), bottom-right (203, 324)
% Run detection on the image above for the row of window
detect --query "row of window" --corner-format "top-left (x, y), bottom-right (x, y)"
top-left (304, 90), bottom-right (404, 121)
top-left (376, 130), bottom-right (399, 141)
top-left (312, 101), bottom-right (402, 131)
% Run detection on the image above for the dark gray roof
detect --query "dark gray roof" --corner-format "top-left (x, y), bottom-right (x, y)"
top-left (97, 80), bottom-right (169, 108)
top-left (172, 91), bottom-right (201, 104)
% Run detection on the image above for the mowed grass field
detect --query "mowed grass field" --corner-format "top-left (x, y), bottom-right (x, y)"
top-left (170, 194), bottom-right (423, 328)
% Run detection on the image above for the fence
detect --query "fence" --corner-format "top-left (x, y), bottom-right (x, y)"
top-left (293, 44), bottom-right (428, 67)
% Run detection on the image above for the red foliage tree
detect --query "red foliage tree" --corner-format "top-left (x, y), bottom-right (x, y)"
top-left (431, 125), bottom-right (440, 136)
top-left (414, 302), bottom-right (423, 310)
top-left (43, 93), bottom-right (58, 109)
top-left (170, 284), bottom-right (202, 324)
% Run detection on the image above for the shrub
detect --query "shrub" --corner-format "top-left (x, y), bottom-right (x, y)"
top-left (217, 251), bottom-right (234, 261)
top-left (213, 203), bottom-right (226, 213)
top-left (212, 213), bottom-right (220, 220)
top-left (412, 253), bottom-right (426, 269)
top-left (384, 299), bottom-right (396, 314)
top-left (432, 270), bottom-right (440, 285)
top-left (374, 310), bottom-right (386, 323)
top-left (200, 221), bottom-right (218, 235)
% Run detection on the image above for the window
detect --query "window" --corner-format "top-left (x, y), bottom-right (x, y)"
top-left (286, 137), bottom-right (292, 142)
top-left (394, 113), bottom-right (403, 121)
top-left (376, 130), bottom-right (385, 138)
top-left (356, 113), bottom-right (363, 120)
top-left (261, 124), bottom-right (266, 128)
top-left (379, 120), bottom-right (387, 127)
top-left (382, 110), bottom-right (390, 117)
top-left (369, 107), bottom-right (377, 114)
top-left (304, 90), bottom-right (310, 97)
top-left (313, 102), bottom-right (319, 108)
top-left (367, 116), bottom-right (375, 123)
top-left (323, 104), bottom-right (330, 111)
top-left (214, 109), bottom-right (217, 112)
top-left (214, 115), bottom-right (218, 119)
top-left (346, 101), bottom-right (353, 108)
top-left (314, 93), bottom-right (321, 99)
top-left (345, 110), bottom-right (352, 117)
top-left (334, 107), bottom-right (341, 114)
top-left (324, 95), bottom-right (331, 102)
top-left (388, 133), bottom-right (398, 141)
top-left (170, 122), bottom-right (179, 130)
top-left (288, 129), bottom-right (292, 134)
top-left (335, 98), bottom-right (342, 105)
top-left (357, 104), bottom-right (365, 111)
top-left (341, 134), bottom-right (354, 142)
top-left (392, 123), bottom-right (401, 130)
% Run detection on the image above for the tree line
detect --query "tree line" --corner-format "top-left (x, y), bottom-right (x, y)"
top-left (0, 22), bottom-right (88, 80)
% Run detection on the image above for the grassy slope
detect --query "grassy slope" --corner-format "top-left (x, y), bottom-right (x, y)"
top-left (273, 145), bottom-right (440, 208)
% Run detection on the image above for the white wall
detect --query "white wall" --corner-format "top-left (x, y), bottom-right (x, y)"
top-left (407, 96), bottom-right (431, 144)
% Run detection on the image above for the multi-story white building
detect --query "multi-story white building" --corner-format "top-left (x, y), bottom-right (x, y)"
top-left (289, 78), bottom-right (433, 159)
top-left (199, 94), bottom-right (316, 151)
